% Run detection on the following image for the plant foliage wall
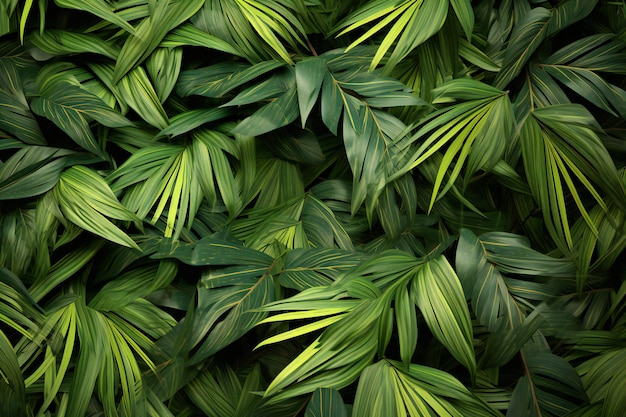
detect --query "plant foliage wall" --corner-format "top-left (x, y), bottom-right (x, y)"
top-left (1, 1), bottom-right (626, 416)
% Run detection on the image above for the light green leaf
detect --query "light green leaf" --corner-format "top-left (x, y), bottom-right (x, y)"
top-left (412, 256), bottom-right (476, 377)
top-left (54, 166), bottom-right (141, 250)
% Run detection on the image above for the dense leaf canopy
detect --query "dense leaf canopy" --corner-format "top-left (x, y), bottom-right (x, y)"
top-left (1, 1), bottom-right (626, 416)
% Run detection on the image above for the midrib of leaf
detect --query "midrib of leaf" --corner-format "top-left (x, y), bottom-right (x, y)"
top-left (520, 349), bottom-right (543, 417)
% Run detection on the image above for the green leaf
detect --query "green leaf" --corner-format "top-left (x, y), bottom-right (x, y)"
top-left (0, 62), bottom-right (45, 145)
top-left (30, 29), bottom-right (119, 59)
top-left (116, 66), bottom-right (169, 129)
top-left (395, 284), bottom-right (417, 365)
top-left (412, 256), bottom-right (476, 378)
top-left (155, 108), bottom-right (231, 139)
top-left (189, 265), bottom-right (275, 363)
top-left (30, 83), bottom-right (133, 158)
top-left (0, 330), bottom-right (25, 417)
top-left (146, 47), bottom-right (183, 103)
top-left (305, 388), bottom-right (348, 417)
top-left (55, 0), bottom-right (137, 33)
top-left (495, 1), bottom-right (598, 89)
top-left (279, 248), bottom-right (363, 290)
top-left (520, 105), bottom-right (625, 252)
top-left (161, 23), bottom-right (243, 56)
top-left (54, 166), bottom-right (141, 250)
top-left (177, 60), bottom-right (287, 98)
top-left (112, 0), bottom-right (204, 82)
top-left (450, 0), bottom-right (474, 41)
top-left (296, 56), bottom-right (326, 127)
top-left (0, 146), bottom-right (70, 200)
top-left (154, 235), bottom-right (274, 267)
top-left (232, 86), bottom-right (299, 137)
top-left (335, 0), bottom-right (449, 72)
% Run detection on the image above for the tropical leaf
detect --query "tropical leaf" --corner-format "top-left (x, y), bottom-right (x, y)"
top-left (0, 146), bottom-right (70, 200)
top-left (54, 166), bottom-right (141, 250)
top-left (109, 128), bottom-right (239, 238)
top-left (304, 388), bottom-right (348, 417)
top-left (30, 82), bottom-right (133, 158)
top-left (494, 1), bottom-right (598, 89)
top-left (334, 0), bottom-right (451, 72)
top-left (54, 0), bottom-right (137, 34)
top-left (112, 0), bottom-right (204, 82)
top-left (394, 79), bottom-right (513, 212)
top-left (520, 104), bottom-right (626, 253)
top-left (0, 60), bottom-right (44, 145)
top-left (352, 360), bottom-right (502, 417)
top-left (192, 0), bottom-right (307, 63)
top-left (411, 256), bottom-right (476, 377)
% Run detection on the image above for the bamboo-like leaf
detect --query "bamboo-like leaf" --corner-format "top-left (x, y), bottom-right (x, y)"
top-left (450, 0), bottom-right (474, 41)
top-left (54, 166), bottom-right (141, 250)
top-left (495, 1), bottom-right (598, 89)
top-left (146, 47), bottom-right (183, 103)
top-left (0, 330), bottom-right (25, 417)
top-left (304, 388), bottom-right (348, 417)
top-left (155, 108), bottom-right (231, 139)
top-left (112, 0), bottom-right (204, 82)
top-left (116, 66), bottom-right (169, 129)
top-left (353, 360), bottom-right (502, 417)
top-left (30, 82), bottom-right (133, 158)
top-left (232, 85), bottom-right (299, 136)
top-left (335, 0), bottom-right (449, 72)
top-left (161, 23), bottom-right (243, 56)
top-left (187, 265), bottom-right (275, 364)
top-left (0, 146), bottom-right (70, 200)
top-left (296, 56), bottom-right (326, 127)
top-left (520, 104), bottom-right (625, 252)
top-left (395, 284), bottom-right (417, 365)
top-left (192, 0), bottom-right (305, 63)
top-left (30, 29), bottom-right (119, 59)
top-left (412, 256), bottom-right (476, 378)
top-left (55, 0), bottom-right (137, 34)
top-left (178, 60), bottom-right (286, 98)
top-left (279, 248), bottom-right (363, 290)
top-left (394, 79), bottom-right (512, 212)
top-left (0, 61), bottom-right (45, 144)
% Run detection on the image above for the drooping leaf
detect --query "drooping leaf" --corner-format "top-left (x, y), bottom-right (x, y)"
top-left (54, 166), bottom-right (141, 250)
top-left (30, 82), bottom-right (133, 158)
top-left (304, 388), bottom-right (348, 417)
top-left (0, 146), bottom-right (70, 200)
